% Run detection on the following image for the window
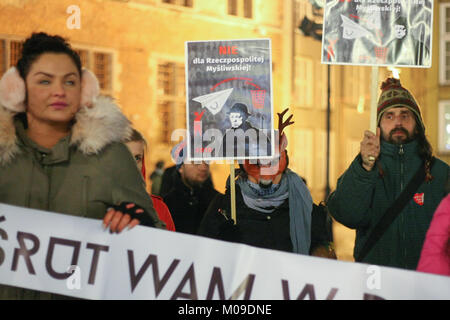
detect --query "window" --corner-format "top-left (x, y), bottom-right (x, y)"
top-left (93, 53), bottom-right (112, 91)
top-left (440, 3), bottom-right (450, 85)
top-left (315, 61), bottom-right (328, 110)
top-left (9, 41), bottom-right (23, 68)
top-left (316, 130), bottom-right (336, 190)
top-left (0, 40), bottom-right (5, 76)
top-left (75, 49), bottom-right (89, 67)
top-left (0, 37), bottom-right (113, 95)
top-left (243, 0), bottom-right (252, 18)
top-left (228, 0), bottom-right (252, 19)
top-left (293, 129), bottom-right (313, 187)
top-left (346, 139), bottom-right (361, 168)
top-left (0, 39), bottom-right (24, 75)
top-left (295, 0), bottom-right (314, 26)
top-left (294, 56), bottom-right (313, 108)
top-left (157, 61), bottom-right (186, 144)
top-left (343, 66), bottom-right (369, 108)
top-left (228, 0), bottom-right (237, 15)
top-left (74, 49), bottom-right (113, 94)
top-left (438, 100), bottom-right (450, 154)
top-left (162, 0), bottom-right (193, 7)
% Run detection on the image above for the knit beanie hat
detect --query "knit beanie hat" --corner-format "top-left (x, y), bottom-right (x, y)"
top-left (377, 78), bottom-right (424, 131)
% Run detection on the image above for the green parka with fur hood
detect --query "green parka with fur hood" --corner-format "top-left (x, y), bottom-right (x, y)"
top-left (0, 94), bottom-right (165, 299)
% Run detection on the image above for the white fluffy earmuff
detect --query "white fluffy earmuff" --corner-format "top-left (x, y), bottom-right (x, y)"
top-left (80, 68), bottom-right (100, 108)
top-left (0, 67), bottom-right (26, 112)
top-left (0, 66), bottom-right (100, 112)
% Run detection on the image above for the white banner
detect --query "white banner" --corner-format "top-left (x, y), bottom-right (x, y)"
top-left (0, 203), bottom-right (448, 300)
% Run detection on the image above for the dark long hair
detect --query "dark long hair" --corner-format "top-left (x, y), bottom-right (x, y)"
top-left (16, 32), bottom-right (82, 80)
top-left (414, 115), bottom-right (434, 182)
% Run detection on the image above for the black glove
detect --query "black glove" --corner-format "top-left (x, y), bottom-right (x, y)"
top-left (110, 202), bottom-right (155, 227)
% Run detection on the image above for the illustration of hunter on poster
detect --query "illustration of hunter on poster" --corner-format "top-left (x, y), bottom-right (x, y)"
top-left (322, 0), bottom-right (433, 67)
top-left (185, 39), bottom-right (275, 161)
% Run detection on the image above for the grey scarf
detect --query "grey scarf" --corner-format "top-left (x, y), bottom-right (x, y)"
top-left (236, 169), bottom-right (313, 254)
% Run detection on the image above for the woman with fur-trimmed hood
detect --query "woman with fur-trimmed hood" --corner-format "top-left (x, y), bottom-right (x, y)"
top-left (0, 33), bottom-right (165, 298)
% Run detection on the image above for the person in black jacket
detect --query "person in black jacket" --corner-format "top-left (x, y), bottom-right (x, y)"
top-left (197, 157), bottom-right (335, 257)
top-left (163, 141), bottom-right (219, 235)
top-left (160, 164), bottom-right (214, 198)
top-left (198, 109), bottom-right (336, 258)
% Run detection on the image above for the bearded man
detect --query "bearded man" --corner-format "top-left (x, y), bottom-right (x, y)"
top-left (163, 141), bottom-right (218, 235)
top-left (327, 78), bottom-right (449, 270)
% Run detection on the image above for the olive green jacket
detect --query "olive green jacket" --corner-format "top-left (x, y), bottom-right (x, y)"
top-left (0, 96), bottom-right (165, 299)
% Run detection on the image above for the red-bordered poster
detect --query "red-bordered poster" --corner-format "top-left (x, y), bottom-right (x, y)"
top-left (185, 39), bottom-right (275, 161)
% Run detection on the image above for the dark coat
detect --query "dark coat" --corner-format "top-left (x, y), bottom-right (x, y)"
top-left (197, 183), bottom-right (333, 254)
top-left (163, 170), bottom-right (218, 235)
top-left (327, 140), bottom-right (449, 269)
top-left (160, 165), bottom-right (214, 198)
top-left (0, 96), bottom-right (164, 300)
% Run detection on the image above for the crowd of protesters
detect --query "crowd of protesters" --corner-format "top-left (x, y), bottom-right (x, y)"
top-left (0, 32), bottom-right (448, 299)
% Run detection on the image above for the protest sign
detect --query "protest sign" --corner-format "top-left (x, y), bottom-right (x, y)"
top-left (0, 203), bottom-right (449, 300)
top-left (185, 39), bottom-right (275, 161)
top-left (322, 0), bottom-right (433, 67)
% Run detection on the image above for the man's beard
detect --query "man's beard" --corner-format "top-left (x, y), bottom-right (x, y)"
top-left (185, 178), bottom-right (205, 188)
top-left (387, 127), bottom-right (415, 145)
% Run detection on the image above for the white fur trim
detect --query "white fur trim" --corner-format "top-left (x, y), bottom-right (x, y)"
top-left (0, 106), bottom-right (20, 165)
top-left (80, 68), bottom-right (100, 108)
top-left (0, 95), bottom-right (132, 164)
top-left (71, 95), bottom-right (132, 154)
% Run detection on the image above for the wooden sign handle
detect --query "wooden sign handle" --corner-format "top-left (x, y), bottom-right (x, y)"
top-left (230, 163), bottom-right (237, 225)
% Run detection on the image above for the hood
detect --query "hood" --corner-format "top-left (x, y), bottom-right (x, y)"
top-left (0, 95), bottom-right (132, 165)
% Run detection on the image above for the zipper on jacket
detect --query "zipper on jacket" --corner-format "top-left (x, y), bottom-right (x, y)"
top-left (41, 153), bottom-right (51, 211)
top-left (399, 145), bottom-right (404, 191)
top-left (82, 176), bottom-right (89, 217)
top-left (398, 144), bottom-right (406, 262)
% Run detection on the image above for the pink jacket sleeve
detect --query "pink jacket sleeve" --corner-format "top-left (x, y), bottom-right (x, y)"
top-left (417, 194), bottom-right (450, 276)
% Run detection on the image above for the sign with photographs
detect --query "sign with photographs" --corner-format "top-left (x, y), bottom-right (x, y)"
top-left (322, 0), bottom-right (433, 67)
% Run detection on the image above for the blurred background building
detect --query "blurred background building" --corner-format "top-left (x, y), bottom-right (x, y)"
top-left (0, 0), bottom-right (449, 261)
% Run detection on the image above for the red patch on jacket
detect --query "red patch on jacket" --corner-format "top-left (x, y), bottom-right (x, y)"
top-left (413, 193), bottom-right (424, 206)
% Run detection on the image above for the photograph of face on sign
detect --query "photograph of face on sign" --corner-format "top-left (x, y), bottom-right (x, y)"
top-left (185, 39), bottom-right (275, 161)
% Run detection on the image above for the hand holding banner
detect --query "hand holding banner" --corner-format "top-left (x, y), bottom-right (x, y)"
top-left (0, 203), bottom-right (449, 300)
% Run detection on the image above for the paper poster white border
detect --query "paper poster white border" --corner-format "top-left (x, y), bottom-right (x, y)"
top-left (320, 1), bottom-right (434, 68)
top-left (184, 38), bottom-right (275, 162)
